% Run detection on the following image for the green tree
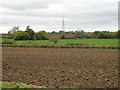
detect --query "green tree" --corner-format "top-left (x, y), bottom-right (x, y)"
top-left (84, 32), bottom-right (92, 38)
top-left (106, 32), bottom-right (115, 39)
top-left (92, 31), bottom-right (101, 38)
top-left (116, 30), bottom-right (120, 38)
top-left (67, 31), bottom-right (75, 34)
top-left (36, 30), bottom-right (47, 40)
top-left (51, 31), bottom-right (57, 34)
top-left (75, 30), bottom-right (86, 39)
top-left (14, 31), bottom-right (30, 40)
top-left (8, 26), bottom-right (19, 38)
top-left (59, 30), bottom-right (65, 34)
top-left (25, 26), bottom-right (35, 40)
top-left (99, 32), bottom-right (106, 39)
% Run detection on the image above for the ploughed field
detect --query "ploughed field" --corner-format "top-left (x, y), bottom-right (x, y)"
top-left (2, 47), bottom-right (118, 88)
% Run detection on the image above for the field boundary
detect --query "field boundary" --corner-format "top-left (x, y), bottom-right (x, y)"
top-left (1, 44), bottom-right (119, 49)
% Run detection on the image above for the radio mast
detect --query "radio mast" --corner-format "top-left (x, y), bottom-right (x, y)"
top-left (62, 15), bottom-right (65, 31)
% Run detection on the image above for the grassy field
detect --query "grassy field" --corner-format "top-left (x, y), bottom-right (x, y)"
top-left (1, 38), bottom-right (118, 46)
top-left (0, 82), bottom-right (55, 88)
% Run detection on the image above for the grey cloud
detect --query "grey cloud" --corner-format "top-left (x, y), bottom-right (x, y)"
top-left (1, 2), bottom-right (50, 10)
top-left (0, 0), bottom-right (66, 10)
top-left (0, 0), bottom-right (118, 33)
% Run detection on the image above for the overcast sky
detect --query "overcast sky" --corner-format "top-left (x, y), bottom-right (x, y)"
top-left (0, 0), bottom-right (119, 33)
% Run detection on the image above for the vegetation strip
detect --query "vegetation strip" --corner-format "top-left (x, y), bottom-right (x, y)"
top-left (1, 38), bottom-right (119, 46)
top-left (1, 44), bottom-right (119, 49)
top-left (0, 82), bottom-right (46, 88)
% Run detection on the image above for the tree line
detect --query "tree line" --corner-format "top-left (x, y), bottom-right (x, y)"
top-left (8, 26), bottom-right (120, 40)
top-left (51, 30), bottom-right (120, 39)
top-left (8, 26), bottom-right (47, 40)
top-left (74, 30), bottom-right (119, 39)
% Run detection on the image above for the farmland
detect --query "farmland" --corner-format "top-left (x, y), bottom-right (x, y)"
top-left (1, 38), bottom-right (118, 46)
top-left (2, 47), bottom-right (118, 88)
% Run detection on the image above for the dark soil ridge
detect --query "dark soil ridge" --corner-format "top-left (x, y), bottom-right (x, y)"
top-left (2, 48), bottom-right (118, 88)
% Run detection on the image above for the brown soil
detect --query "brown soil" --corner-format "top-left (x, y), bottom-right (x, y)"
top-left (2, 47), bottom-right (118, 88)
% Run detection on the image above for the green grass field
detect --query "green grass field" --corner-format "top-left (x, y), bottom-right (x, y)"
top-left (0, 38), bottom-right (118, 46)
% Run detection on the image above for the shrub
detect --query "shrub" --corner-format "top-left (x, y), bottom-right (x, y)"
top-left (35, 30), bottom-right (47, 40)
top-left (14, 31), bottom-right (30, 40)
top-left (61, 35), bottom-right (65, 39)
top-left (49, 37), bottom-right (59, 44)
top-left (15, 83), bottom-right (20, 88)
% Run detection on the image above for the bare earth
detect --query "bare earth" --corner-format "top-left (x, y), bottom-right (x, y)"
top-left (2, 47), bottom-right (118, 88)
